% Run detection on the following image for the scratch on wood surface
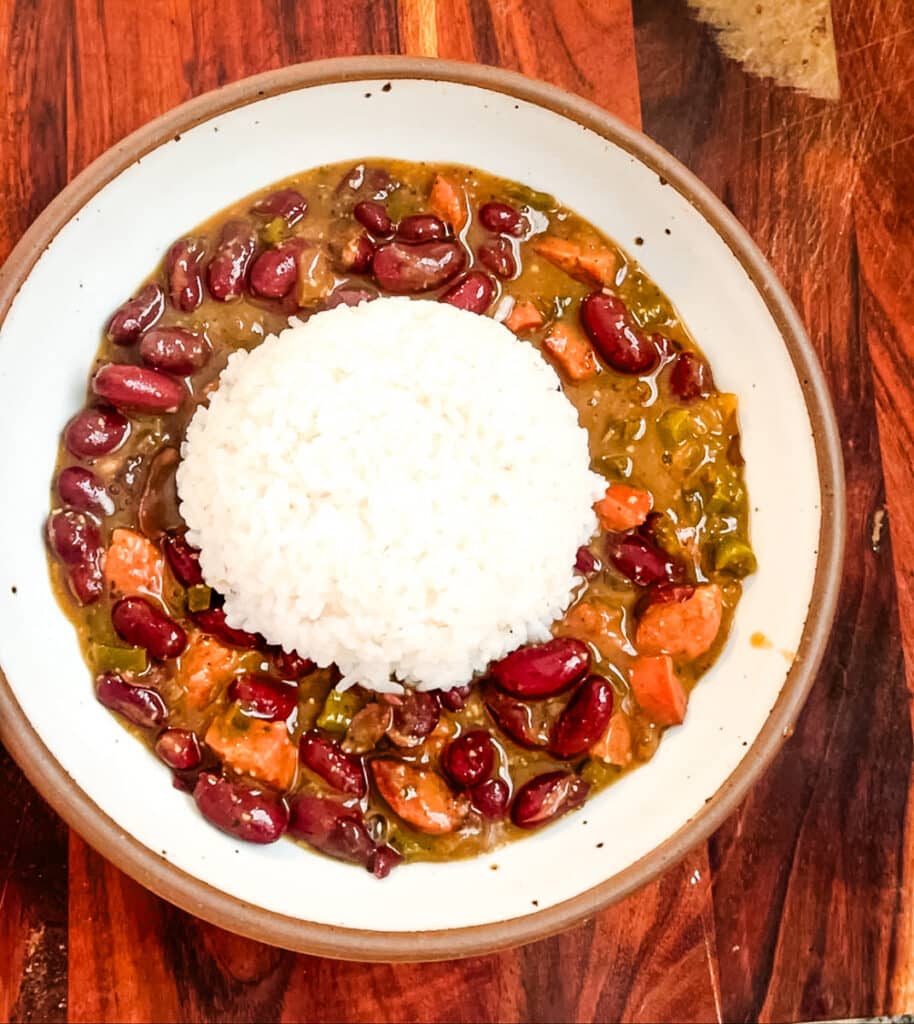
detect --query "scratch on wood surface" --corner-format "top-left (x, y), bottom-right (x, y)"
top-left (871, 505), bottom-right (887, 552)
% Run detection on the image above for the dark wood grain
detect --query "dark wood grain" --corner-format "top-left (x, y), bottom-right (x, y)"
top-left (0, 749), bottom-right (68, 1023)
top-left (3, 0), bottom-right (914, 1020)
top-left (635, 1), bottom-right (914, 1019)
top-left (0, 4), bottom-right (73, 1019)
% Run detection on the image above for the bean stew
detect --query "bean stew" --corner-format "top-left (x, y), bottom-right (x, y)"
top-left (46, 159), bottom-right (754, 876)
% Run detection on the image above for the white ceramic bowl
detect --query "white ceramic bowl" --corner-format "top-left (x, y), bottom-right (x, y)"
top-left (0, 58), bottom-right (843, 960)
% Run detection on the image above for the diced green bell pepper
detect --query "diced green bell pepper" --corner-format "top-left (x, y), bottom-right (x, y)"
top-left (90, 643), bottom-right (148, 675)
top-left (658, 407), bottom-right (696, 447)
top-left (187, 584), bottom-right (213, 612)
top-left (714, 537), bottom-right (757, 577)
top-left (316, 688), bottom-right (361, 732)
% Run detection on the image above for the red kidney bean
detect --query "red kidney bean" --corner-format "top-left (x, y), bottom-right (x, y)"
top-left (372, 240), bottom-right (466, 294)
top-left (439, 271), bottom-right (496, 314)
top-left (287, 794), bottom-right (375, 867)
top-left (251, 188), bottom-right (308, 226)
top-left (469, 777), bottom-right (510, 820)
top-left (57, 467), bottom-right (113, 515)
top-left (669, 350), bottom-right (715, 402)
top-left (484, 689), bottom-right (550, 749)
top-left (47, 509), bottom-right (100, 566)
top-left (46, 510), bottom-right (103, 604)
top-left (106, 283), bottom-right (165, 345)
top-left (479, 201), bottom-right (525, 236)
top-left (96, 673), bottom-right (167, 728)
top-left (319, 286), bottom-right (378, 311)
top-left (163, 532), bottom-right (203, 586)
top-left (139, 327), bottom-right (210, 376)
top-left (574, 546), bottom-right (600, 576)
top-left (155, 728), bottom-right (202, 770)
top-left (335, 164), bottom-right (395, 201)
top-left (368, 844), bottom-right (403, 879)
top-left (550, 675), bottom-right (615, 759)
top-left (137, 447), bottom-right (181, 540)
top-left (477, 237), bottom-right (516, 279)
top-left (580, 293), bottom-right (660, 374)
top-left (386, 691), bottom-right (440, 748)
top-left (112, 597), bottom-right (187, 660)
top-left (190, 607), bottom-right (260, 648)
top-left (64, 405), bottom-right (129, 458)
top-left (299, 732), bottom-right (367, 797)
top-left (397, 214), bottom-right (448, 243)
top-left (228, 673), bottom-right (297, 722)
top-left (442, 730), bottom-right (495, 788)
top-left (354, 200), bottom-right (393, 236)
top-left (510, 771), bottom-right (590, 829)
top-left (272, 649), bottom-right (315, 680)
top-left (439, 683), bottom-right (472, 712)
top-left (194, 773), bottom-right (289, 844)
top-left (207, 220), bottom-right (256, 301)
top-left (490, 637), bottom-right (590, 699)
top-left (250, 239), bottom-right (303, 298)
top-left (333, 233), bottom-right (374, 275)
top-left (605, 532), bottom-right (684, 588)
top-left (166, 237), bottom-right (207, 312)
top-left (69, 564), bottom-right (104, 605)
top-left (92, 363), bottom-right (185, 414)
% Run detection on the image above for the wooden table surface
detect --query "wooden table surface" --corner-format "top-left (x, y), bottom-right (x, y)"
top-left (2, 1), bottom-right (912, 1021)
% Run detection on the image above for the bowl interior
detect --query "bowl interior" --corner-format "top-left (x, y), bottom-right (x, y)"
top-left (0, 72), bottom-right (825, 947)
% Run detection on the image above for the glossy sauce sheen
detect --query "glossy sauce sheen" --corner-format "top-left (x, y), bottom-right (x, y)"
top-left (46, 159), bottom-right (753, 870)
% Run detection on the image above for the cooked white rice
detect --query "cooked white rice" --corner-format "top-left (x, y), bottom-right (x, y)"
top-left (177, 297), bottom-right (604, 692)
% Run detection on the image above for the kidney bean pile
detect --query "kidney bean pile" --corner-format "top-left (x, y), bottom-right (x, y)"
top-left (46, 159), bottom-right (755, 874)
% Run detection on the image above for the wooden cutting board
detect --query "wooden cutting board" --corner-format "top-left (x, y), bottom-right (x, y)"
top-left (2, 1), bottom-right (913, 1020)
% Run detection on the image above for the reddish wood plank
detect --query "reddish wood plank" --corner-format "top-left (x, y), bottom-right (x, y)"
top-left (635, 0), bottom-right (914, 1019)
top-left (0, 0), bottom-right (71, 263)
top-left (843, 0), bottom-right (914, 1006)
top-left (69, 836), bottom-right (296, 1023)
top-left (410, 0), bottom-right (642, 129)
top-left (0, 748), bottom-right (68, 1023)
top-left (68, 837), bottom-right (183, 1023)
top-left (276, 849), bottom-right (718, 1023)
top-left (0, 3), bottom-right (72, 1019)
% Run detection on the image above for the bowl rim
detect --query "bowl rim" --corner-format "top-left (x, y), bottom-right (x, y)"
top-left (0, 55), bottom-right (845, 961)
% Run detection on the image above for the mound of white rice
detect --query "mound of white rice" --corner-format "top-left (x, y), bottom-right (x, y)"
top-left (177, 297), bottom-right (604, 692)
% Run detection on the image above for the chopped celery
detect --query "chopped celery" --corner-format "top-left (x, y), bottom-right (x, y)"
top-left (187, 584), bottom-right (213, 612)
top-left (261, 216), bottom-right (288, 246)
top-left (90, 643), bottom-right (148, 674)
top-left (706, 473), bottom-right (745, 515)
top-left (504, 183), bottom-right (556, 211)
top-left (674, 439), bottom-right (706, 476)
top-left (597, 454), bottom-right (633, 478)
top-left (581, 758), bottom-right (620, 786)
top-left (658, 407), bottom-right (695, 447)
top-left (384, 188), bottom-right (416, 222)
top-left (714, 537), bottom-right (758, 577)
top-left (388, 830), bottom-right (435, 857)
top-left (316, 688), bottom-right (361, 732)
